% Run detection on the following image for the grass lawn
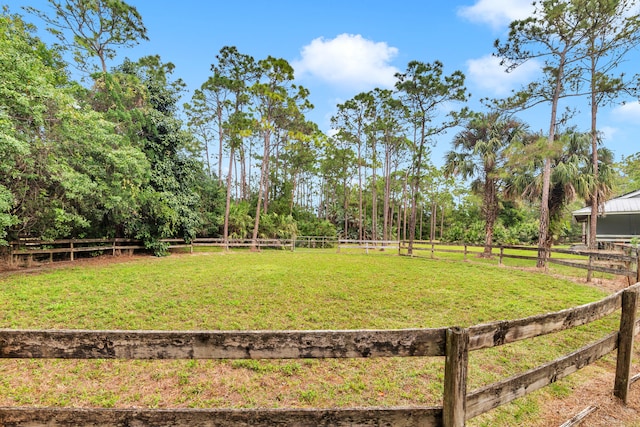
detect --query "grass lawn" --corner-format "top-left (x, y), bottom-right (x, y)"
top-left (0, 250), bottom-right (622, 425)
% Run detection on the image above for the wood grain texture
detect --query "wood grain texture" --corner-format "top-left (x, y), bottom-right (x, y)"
top-left (0, 407), bottom-right (443, 427)
top-left (614, 288), bottom-right (639, 403)
top-left (0, 328), bottom-right (447, 359)
top-left (468, 292), bottom-right (622, 351)
top-left (443, 327), bottom-right (469, 427)
top-left (466, 333), bottom-right (617, 419)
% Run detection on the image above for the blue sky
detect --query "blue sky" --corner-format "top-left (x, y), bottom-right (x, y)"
top-left (11, 0), bottom-right (640, 166)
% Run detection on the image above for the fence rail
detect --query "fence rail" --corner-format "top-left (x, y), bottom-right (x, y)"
top-left (6, 238), bottom-right (640, 285)
top-left (396, 240), bottom-right (640, 284)
top-left (1, 283), bottom-right (638, 426)
top-left (6, 237), bottom-right (305, 266)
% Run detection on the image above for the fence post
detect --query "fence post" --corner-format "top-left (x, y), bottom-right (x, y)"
top-left (636, 253), bottom-right (640, 283)
top-left (431, 242), bottom-right (435, 259)
top-left (499, 247), bottom-right (504, 266)
top-left (614, 287), bottom-right (638, 404)
top-left (586, 254), bottom-right (593, 283)
top-left (443, 327), bottom-right (469, 427)
top-left (463, 244), bottom-right (467, 261)
top-left (70, 240), bottom-right (74, 262)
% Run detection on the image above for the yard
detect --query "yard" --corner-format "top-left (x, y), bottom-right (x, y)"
top-left (0, 250), bottom-right (638, 426)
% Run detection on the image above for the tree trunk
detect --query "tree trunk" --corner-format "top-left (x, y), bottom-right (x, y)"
top-left (217, 104), bottom-right (223, 182)
top-left (251, 131), bottom-right (270, 251)
top-left (483, 178), bottom-right (497, 257)
top-left (383, 142), bottom-right (391, 241)
top-left (419, 204), bottom-right (423, 241)
top-left (358, 141), bottom-right (363, 242)
top-left (430, 201), bottom-right (436, 242)
top-left (537, 52), bottom-right (566, 268)
top-left (239, 145), bottom-right (247, 200)
top-left (589, 55), bottom-right (599, 250)
top-left (371, 138), bottom-right (377, 242)
top-left (289, 172), bottom-right (297, 216)
top-left (408, 140), bottom-right (425, 255)
top-left (223, 146), bottom-right (235, 250)
top-left (440, 205), bottom-right (444, 240)
top-left (343, 177), bottom-right (349, 239)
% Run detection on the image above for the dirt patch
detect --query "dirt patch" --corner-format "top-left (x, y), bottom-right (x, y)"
top-left (529, 274), bottom-right (640, 427)
top-left (535, 366), bottom-right (640, 426)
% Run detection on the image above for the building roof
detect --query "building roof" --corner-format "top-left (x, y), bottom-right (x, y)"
top-left (572, 189), bottom-right (640, 217)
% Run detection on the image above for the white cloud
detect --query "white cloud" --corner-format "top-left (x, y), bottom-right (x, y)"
top-left (293, 33), bottom-right (400, 90)
top-left (612, 102), bottom-right (640, 121)
top-left (458, 0), bottom-right (534, 30)
top-left (466, 55), bottom-right (540, 96)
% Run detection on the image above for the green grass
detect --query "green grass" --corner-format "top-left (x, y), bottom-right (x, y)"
top-left (399, 243), bottom-right (619, 281)
top-left (0, 250), bottom-right (622, 425)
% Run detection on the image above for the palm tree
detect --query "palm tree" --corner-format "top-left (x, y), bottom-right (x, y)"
top-left (445, 112), bottom-right (525, 257)
top-left (505, 129), bottom-right (614, 255)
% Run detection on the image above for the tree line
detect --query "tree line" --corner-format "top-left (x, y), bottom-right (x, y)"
top-left (1, 0), bottom-right (640, 263)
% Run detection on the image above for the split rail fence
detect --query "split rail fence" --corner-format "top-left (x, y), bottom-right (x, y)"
top-left (0, 283), bottom-right (639, 426)
top-left (5, 237), bottom-right (299, 267)
top-left (7, 238), bottom-right (640, 285)
top-left (395, 240), bottom-right (640, 284)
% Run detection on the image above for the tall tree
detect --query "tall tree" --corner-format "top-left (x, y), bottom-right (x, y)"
top-left (320, 137), bottom-right (356, 238)
top-left (332, 94), bottom-right (373, 241)
top-left (445, 112), bottom-right (526, 256)
top-left (368, 89), bottom-right (407, 241)
top-left (506, 129), bottom-right (615, 251)
top-left (27, 0), bottom-right (148, 73)
top-left (191, 46), bottom-right (257, 249)
top-left (579, 0), bottom-right (640, 248)
top-left (0, 9), bottom-right (151, 243)
top-left (112, 56), bottom-right (203, 254)
top-left (395, 60), bottom-right (468, 255)
top-left (249, 56), bottom-right (311, 250)
top-left (495, 0), bottom-right (593, 267)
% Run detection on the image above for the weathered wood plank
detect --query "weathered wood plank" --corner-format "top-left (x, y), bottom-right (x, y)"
top-left (614, 288), bottom-right (638, 403)
top-left (466, 333), bottom-right (618, 419)
top-left (548, 258), bottom-right (637, 277)
top-left (499, 253), bottom-right (538, 261)
top-left (0, 328), bottom-right (447, 359)
top-left (553, 249), bottom-right (635, 262)
top-left (468, 291), bottom-right (623, 351)
top-left (0, 406), bottom-right (443, 427)
top-left (559, 406), bottom-right (597, 427)
top-left (443, 327), bottom-right (468, 427)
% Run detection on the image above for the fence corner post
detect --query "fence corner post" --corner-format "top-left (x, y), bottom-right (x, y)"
top-left (614, 287), bottom-right (638, 404)
top-left (443, 326), bottom-right (469, 427)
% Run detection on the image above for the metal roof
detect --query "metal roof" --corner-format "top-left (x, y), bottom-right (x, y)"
top-left (572, 190), bottom-right (640, 216)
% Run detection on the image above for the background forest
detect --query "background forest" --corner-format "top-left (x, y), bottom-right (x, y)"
top-left (2, 1), bottom-right (640, 256)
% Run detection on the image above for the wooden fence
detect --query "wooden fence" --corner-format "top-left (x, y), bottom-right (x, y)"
top-left (396, 240), bottom-right (640, 284)
top-left (7, 238), bottom-right (640, 285)
top-left (0, 283), bottom-right (638, 426)
top-left (6, 237), bottom-right (303, 267)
